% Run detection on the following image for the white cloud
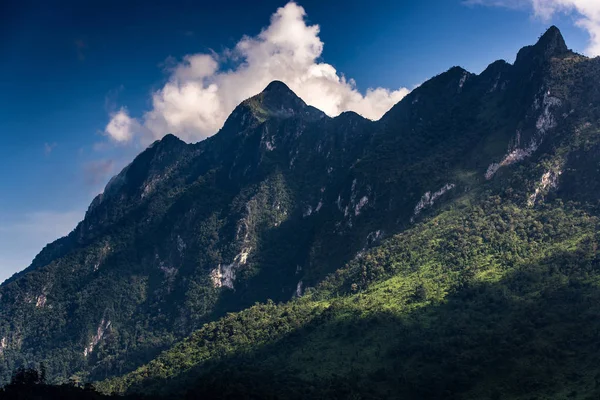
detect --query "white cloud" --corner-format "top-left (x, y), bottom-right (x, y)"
top-left (531, 1), bottom-right (600, 56)
top-left (104, 107), bottom-right (139, 143)
top-left (0, 210), bottom-right (83, 282)
top-left (467, 0), bottom-right (600, 56)
top-left (104, 2), bottom-right (410, 144)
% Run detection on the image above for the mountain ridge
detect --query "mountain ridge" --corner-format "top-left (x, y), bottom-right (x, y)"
top-left (3, 27), bottom-right (600, 400)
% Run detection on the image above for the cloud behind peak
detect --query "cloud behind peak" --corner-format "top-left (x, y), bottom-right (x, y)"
top-left (104, 2), bottom-right (409, 144)
top-left (466, 0), bottom-right (600, 56)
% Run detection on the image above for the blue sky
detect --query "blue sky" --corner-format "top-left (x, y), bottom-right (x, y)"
top-left (0, 0), bottom-right (596, 282)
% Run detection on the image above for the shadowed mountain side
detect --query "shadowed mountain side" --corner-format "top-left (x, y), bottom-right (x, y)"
top-left (179, 265), bottom-right (600, 400)
top-left (98, 195), bottom-right (600, 400)
top-left (106, 247), bottom-right (600, 400)
top-left (0, 384), bottom-right (138, 400)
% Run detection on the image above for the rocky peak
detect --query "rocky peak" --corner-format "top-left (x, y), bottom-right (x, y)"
top-left (515, 26), bottom-right (570, 66)
top-left (245, 80), bottom-right (309, 118)
top-left (156, 133), bottom-right (185, 146)
top-left (535, 26), bottom-right (568, 55)
top-left (220, 81), bottom-right (326, 136)
top-left (262, 80), bottom-right (295, 95)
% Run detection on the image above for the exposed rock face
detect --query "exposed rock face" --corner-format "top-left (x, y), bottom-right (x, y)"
top-left (35, 294), bottom-right (47, 308)
top-left (412, 184), bottom-right (456, 221)
top-left (528, 166), bottom-right (563, 206)
top-left (83, 319), bottom-right (111, 358)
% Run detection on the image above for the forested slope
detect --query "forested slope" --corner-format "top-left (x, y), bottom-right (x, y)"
top-left (4, 26), bottom-right (600, 400)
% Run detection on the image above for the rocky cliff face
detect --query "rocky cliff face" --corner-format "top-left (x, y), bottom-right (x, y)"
top-left (2, 26), bottom-right (600, 388)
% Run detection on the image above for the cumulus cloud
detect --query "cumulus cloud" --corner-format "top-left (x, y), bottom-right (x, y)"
top-left (466, 0), bottom-right (600, 56)
top-left (104, 2), bottom-right (409, 144)
top-left (105, 107), bottom-right (140, 143)
top-left (529, 0), bottom-right (600, 56)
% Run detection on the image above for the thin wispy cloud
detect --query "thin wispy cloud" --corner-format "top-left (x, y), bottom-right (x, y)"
top-left (75, 39), bottom-right (88, 61)
top-left (84, 159), bottom-right (116, 186)
top-left (463, 0), bottom-right (527, 9)
top-left (103, 2), bottom-right (410, 144)
top-left (44, 142), bottom-right (57, 155)
top-left (104, 85), bottom-right (125, 113)
top-left (0, 211), bottom-right (82, 238)
top-left (466, 0), bottom-right (600, 56)
top-left (0, 210), bottom-right (83, 282)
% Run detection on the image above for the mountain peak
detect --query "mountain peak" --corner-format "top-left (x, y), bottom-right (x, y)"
top-left (161, 133), bottom-right (183, 143)
top-left (516, 26), bottom-right (569, 66)
top-left (241, 80), bottom-right (310, 120)
top-left (535, 26), bottom-right (568, 55)
top-left (220, 80), bottom-right (326, 134)
top-left (262, 80), bottom-right (293, 94)
top-left (257, 80), bottom-right (303, 106)
top-left (147, 133), bottom-right (186, 151)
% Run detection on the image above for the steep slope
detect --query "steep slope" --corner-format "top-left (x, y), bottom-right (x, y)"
top-left (95, 28), bottom-right (600, 399)
top-left (96, 27), bottom-right (600, 399)
top-left (0, 80), bottom-right (374, 384)
top-left (99, 197), bottom-right (600, 399)
top-left (3, 27), bottom-right (600, 397)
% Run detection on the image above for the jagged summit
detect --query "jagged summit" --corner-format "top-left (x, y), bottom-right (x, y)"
top-left (254, 80), bottom-right (305, 110)
top-left (516, 25), bottom-right (570, 65)
top-left (147, 133), bottom-right (185, 150)
top-left (536, 25), bottom-right (568, 54)
top-left (237, 80), bottom-right (325, 121)
top-left (160, 133), bottom-right (184, 143)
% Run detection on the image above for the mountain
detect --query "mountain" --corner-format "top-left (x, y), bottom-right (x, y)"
top-left (4, 26), bottom-right (600, 398)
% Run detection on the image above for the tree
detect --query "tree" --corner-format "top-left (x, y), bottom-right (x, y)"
top-left (10, 367), bottom-right (42, 386)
